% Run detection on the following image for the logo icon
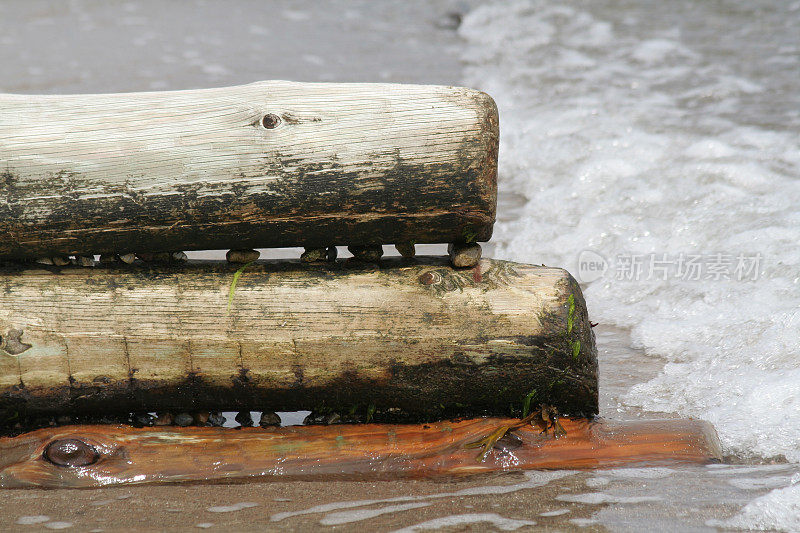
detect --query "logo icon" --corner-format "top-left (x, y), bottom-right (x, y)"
top-left (577, 249), bottom-right (607, 283)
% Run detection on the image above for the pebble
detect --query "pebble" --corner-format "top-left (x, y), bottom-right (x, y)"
top-left (133, 413), bottom-right (155, 427)
top-left (448, 242), bottom-right (482, 268)
top-left (235, 411), bottom-right (253, 427)
top-left (171, 251), bottom-right (188, 262)
top-left (259, 411), bottom-right (281, 427)
top-left (51, 256), bottom-right (70, 266)
top-left (117, 253), bottom-right (136, 264)
top-left (35, 257), bottom-right (54, 265)
top-left (435, 11), bottom-right (463, 30)
top-left (174, 413), bottom-right (193, 427)
top-left (303, 412), bottom-right (325, 425)
top-left (348, 244), bottom-right (383, 262)
top-left (326, 246), bottom-right (338, 262)
top-left (303, 412), bottom-right (340, 425)
top-left (153, 412), bottom-right (174, 426)
top-left (395, 242), bottom-right (416, 258)
top-left (300, 247), bottom-right (326, 263)
top-left (196, 524), bottom-right (214, 529)
top-left (76, 255), bottom-right (95, 267)
top-left (99, 254), bottom-right (116, 263)
top-left (194, 411), bottom-right (210, 426)
top-left (226, 249), bottom-right (260, 264)
top-left (324, 412), bottom-right (341, 425)
top-left (208, 412), bottom-right (226, 427)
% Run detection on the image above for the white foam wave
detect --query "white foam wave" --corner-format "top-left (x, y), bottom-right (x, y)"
top-left (710, 474), bottom-right (800, 532)
top-left (460, 0), bottom-right (800, 463)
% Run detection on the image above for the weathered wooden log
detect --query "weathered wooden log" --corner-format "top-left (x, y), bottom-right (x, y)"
top-left (0, 418), bottom-right (722, 488)
top-left (0, 81), bottom-right (498, 260)
top-left (0, 257), bottom-right (597, 419)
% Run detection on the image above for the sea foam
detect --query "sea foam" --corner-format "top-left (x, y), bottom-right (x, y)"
top-left (459, 0), bottom-right (800, 462)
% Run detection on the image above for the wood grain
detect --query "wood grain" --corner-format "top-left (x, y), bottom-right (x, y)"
top-left (0, 418), bottom-right (722, 488)
top-left (0, 81), bottom-right (498, 259)
top-left (0, 257), bottom-right (597, 419)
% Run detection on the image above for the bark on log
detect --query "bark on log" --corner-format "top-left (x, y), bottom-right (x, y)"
top-left (0, 257), bottom-right (597, 419)
top-left (0, 81), bottom-right (498, 260)
top-left (0, 418), bottom-right (722, 488)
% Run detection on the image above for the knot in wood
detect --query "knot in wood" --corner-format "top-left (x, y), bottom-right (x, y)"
top-left (44, 439), bottom-right (100, 468)
top-left (262, 113), bottom-right (281, 129)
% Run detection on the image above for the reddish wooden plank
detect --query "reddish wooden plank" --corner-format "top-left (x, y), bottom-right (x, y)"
top-left (0, 417), bottom-right (722, 488)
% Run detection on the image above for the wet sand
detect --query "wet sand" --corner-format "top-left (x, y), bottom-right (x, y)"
top-left (8, 460), bottom-right (793, 532)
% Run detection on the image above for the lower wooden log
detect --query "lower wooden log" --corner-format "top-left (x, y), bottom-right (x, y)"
top-left (0, 257), bottom-right (597, 420)
top-left (0, 418), bottom-right (722, 488)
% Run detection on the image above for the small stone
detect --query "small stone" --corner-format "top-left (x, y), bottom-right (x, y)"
top-left (193, 411), bottom-right (210, 426)
top-left (300, 247), bottom-right (326, 263)
top-left (174, 413), bottom-right (193, 427)
top-left (226, 249), bottom-right (260, 264)
top-left (154, 412), bottom-right (173, 426)
top-left (259, 411), bottom-right (281, 427)
top-left (51, 256), bottom-right (70, 266)
top-left (303, 412), bottom-right (326, 425)
top-left (326, 246), bottom-right (338, 262)
top-left (348, 244), bottom-right (383, 262)
top-left (76, 255), bottom-right (95, 267)
top-left (36, 257), bottom-right (54, 265)
top-left (435, 11), bottom-right (462, 30)
top-left (208, 412), bottom-right (226, 427)
top-left (133, 413), bottom-right (155, 427)
top-left (323, 412), bottom-right (341, 425)
top-left (395, 242), bottom-right (416, 258)
top-left (235, 411), bottom-right (253, 427)
top-left (117, 253), bottom-right (136, 264)
top-left (448, 242), bottom-right (482, 268)
top-left (99, 254), bottom-right (116, 263)
top-left (171, 251), bottom-right (188, 262)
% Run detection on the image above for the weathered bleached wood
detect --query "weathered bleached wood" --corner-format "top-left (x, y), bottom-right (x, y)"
top-left (0, 258), bottom-right (597, 419)
top-left (0, 81), bottom-right (498, 260)
top-left (0, 418), bottom-right (721, 488)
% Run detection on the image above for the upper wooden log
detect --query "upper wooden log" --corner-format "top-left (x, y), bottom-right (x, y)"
top-left (0, 258), bottom-right (597, 420)
top-left (0, 81), bottom-right (498, 260)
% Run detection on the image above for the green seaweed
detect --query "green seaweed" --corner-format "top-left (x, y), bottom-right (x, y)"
top-left (522, 388), bottom-right (537, 417)
top-left (567, 294), bottom-right (576, 334)
top-left (227, 260), bottom-right (255, 313)
top-left (461, 226), bottom-right (478, 243)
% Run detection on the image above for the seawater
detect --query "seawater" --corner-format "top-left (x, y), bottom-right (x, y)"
top-left (459, 1), bottom-right (800, 529)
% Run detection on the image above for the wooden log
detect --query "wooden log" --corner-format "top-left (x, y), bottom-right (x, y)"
top-left (0, 257), bottom-right (597, 419)
top-left (0, 418), bottom-right (722, 488)
top-left (0, 81), bottom-right (498, 260)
